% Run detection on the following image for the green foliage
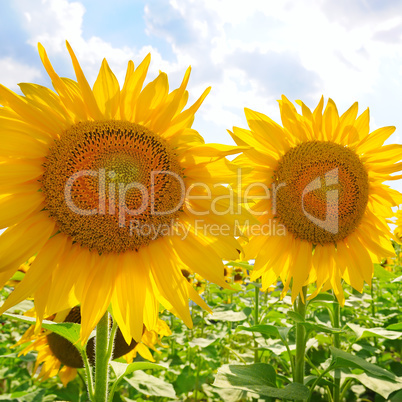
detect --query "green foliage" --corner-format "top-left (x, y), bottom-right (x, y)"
top-left (213, 363), bottom-right (310, 399)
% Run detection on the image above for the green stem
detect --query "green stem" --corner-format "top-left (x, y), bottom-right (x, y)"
top-left (307, 365), bottom-right (334, 402)
top-left (333, 299), bottom-right (341, 402)
top-left (194, 353), bottom-right (201, 402)
top-left (94, 312), bottom-right (111, 402)
top-left (305, 354), bottom-right (321, 376)
top-left (80, 347), bottom-right (95, 400)
top-left (254, 283), bottom-right (259, 363)
top-left (370, 280), bottom-right (376, 318)
top-left (294, 286), bottom-right (308, 401)
top-left (339, 378), bottom-right (354, 401)
top-left (283, 338), bottom-right (295, 381)
top-left (223, 344), bottom-right (247, 364)
top-left (106, 319), bottom-right (118, 362)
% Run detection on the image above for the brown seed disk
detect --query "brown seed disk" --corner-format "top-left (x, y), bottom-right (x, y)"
top-left (273, 141), bottom-right (369, 245)
top-left (41, 120), bottom-right (184, 253)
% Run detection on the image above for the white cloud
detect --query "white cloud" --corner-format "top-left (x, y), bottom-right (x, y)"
top-left (0, 57), bottom-right (41, 91)
top-left (21, 0), bottom-right (85, 53)
top-left (12, 0), bottom-right (185, 87)
top-left (7, 0), bottom-right (402, 155)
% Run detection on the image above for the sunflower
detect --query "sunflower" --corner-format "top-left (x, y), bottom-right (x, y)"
top-left (16, 307), bottom-right (171, 387)
top-left (230, 96), bottom-right (402, 304)
top-left (0, 41), bottom-right (248, 343)
top-left (224, 266), bottom-right (247, 284)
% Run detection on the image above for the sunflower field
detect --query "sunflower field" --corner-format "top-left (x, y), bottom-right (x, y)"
top-left (1, 254), bottom-right (402, 401)
top-left (0, 43), bottom-right (402, 402)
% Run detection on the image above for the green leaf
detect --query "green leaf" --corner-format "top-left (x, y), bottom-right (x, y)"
top-left (213, 363), bottom-right (309, 399)
top-left (214, 363), bottom-right (276, 388)
top-left (308, 292), bottom-right (335, 303)
top-left (286, 312), bottom-right (342, 334)
top-left (304, 322), bottom-right (343, 335)
top-left (4, 300), bottom-right (34, 314)
top-left (188, 336), bottom-right (218, 348)
top-left (0, 352), bottom-right (37, 362)
top-left (3, 313), bottom-right (83, 351)
top-left (110, 361), bottom-right (165, 379)
top-left (347, 323), bottom-right (402, 340)
top-left (174, 365), bottom-right (207, 395)
top-left (345, 373), bottom-right (402, 399)
top-left (305, 375), bottom-right (334, 388)
top-left (287, 311), bottom-right (305, 323)
top-left (374, 264), bottom-right (397, 281)
top-left (225, 261), bottom-right (253, 270)
top-left (221, 283), bottom-right (243, 295)
top-left (330, 347), bottom-right (396, 382)
top-left (9, 271), bottom-right (25, 282)
top-left (0, 389), bottom-right (47, 401)
top-left (125, 370), bottom-right (176, 399)
top-left (237, 324), bottom-right (291, 342)
top-left (387, 323), bottom-right (402, 331)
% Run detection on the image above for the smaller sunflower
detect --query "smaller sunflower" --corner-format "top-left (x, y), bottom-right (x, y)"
top-left (224, 266), bottom-right (247, 284)
top-left (231, 96), bottom-right (402, 304)
top-left (15, 307), bottom-right (171, 386)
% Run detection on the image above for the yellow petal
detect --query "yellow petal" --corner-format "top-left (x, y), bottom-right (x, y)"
top-left (0, 129), bottom-right (48, 159)
top-left (38, 43), bottom-right (87, 121)
top-left (93, 58), bottom-right (120, 119)
top-left (80, 253), bottom-right (117, 343)
top-left (169, 233), bottom-right (230, 288)
top-left (322, 98), bottom-right (339, 142)
top-left (43, 241), bottom-right (80, 315)
top-left (147, 240), bottom-right (192, 328)
top-left (0, 211), bottom-right (55, 273)
top-left (59, 366), bottom-right (77, 387)
top-left (162, 87), bottom-right (211, 138)
top-left (244, 108), bottom-right (288, 154)
top-left (0, 159), bottom-right (44, 186)
top-left (19, 83), bottom-right (73, 127)
top-left (0, 191), bottom-right (44, 229)
top-left (0, 84), bottom-right (60, 136)
top-left (290, 240), bottom-right (312, 302)
top-left (135, 72), bottom-right (169, 124)
top-left (151, 67), bottom-right (191, 134)
top-left (111, 251), bottom-right (149, 343)
top-left (0, 234), bottom-right (68, 315)
top-left (356, 126), bottom-right (396, 154)
top-left (120, 54), bottom-right (151, 121)
top-left (65, 41), bottom-right (103, 120)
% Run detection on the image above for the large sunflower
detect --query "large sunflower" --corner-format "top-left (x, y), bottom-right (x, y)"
top-left (231, 96), bottom-right (402, 304)
top-left (0, 42), bottom-right (247, 343)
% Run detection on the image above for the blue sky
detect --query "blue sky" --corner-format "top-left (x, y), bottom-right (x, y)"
top-left (1, 0), bottom-right (402, 155)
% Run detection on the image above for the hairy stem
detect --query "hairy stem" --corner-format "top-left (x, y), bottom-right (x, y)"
top-left (94, 312), bottom-right (110, 402)
top-left (294, 286), bottom-right (308, 402)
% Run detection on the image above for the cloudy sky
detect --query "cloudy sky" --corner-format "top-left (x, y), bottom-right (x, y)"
top-left (1, 0), bottom-right (402, 151)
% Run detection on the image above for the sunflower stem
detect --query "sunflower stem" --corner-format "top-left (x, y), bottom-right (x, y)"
top-left (332, 299), bottom-right (341, 402)
top-left (94, 311), bottom-right (111, 402)
top-left (294, 286), bottom-right (307, 402)
top-left (254, 281), bottom-right (259, 363)
top-left (80, 345), bottom-right (95, 400)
